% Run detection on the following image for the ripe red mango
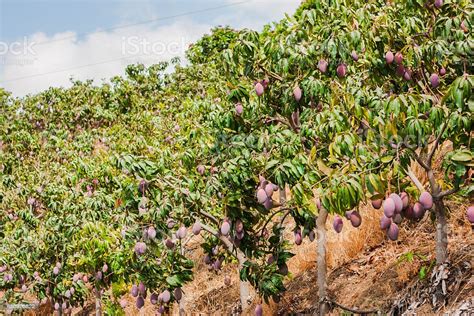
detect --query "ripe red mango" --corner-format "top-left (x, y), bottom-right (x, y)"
top-left (220, 221), bottom-right (230, 236)
top-left (385, 51), bottom-right (394, 64)
top-left (383, 198), bottom-right (396, 218)
top-left (318, 59), bottom-right (328, 73)
top-left (389, 193), bottom-right (403, 214)
top-left (466, 205), bottom-right (474, 223)
top-left (430, 73), bottom-right (440, 88)
top-left (394, 52), bottom-right (403, 64)
top-left (293, 85), bottom-right (302, 102)
top-left (336, 63), bottom-right (347, 78)
top-left (380, 215), bottom-right (391, 230)
top-left (372, 199), bottom-right (383, 209)
top-left (255, 82), bottom-right (264, 96)
top-left (419, 191), bottom-right (433, 209)
top-left (333, 215), bottom-right (343, 233)
top-left (387, 223), bottom-right (399, 241)
top-left (350, 211), bottom-right (362, 228)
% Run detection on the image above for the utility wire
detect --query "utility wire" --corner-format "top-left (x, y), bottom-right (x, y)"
top-left (31, 0), bottom-right (252, 47)
top-left (0, 0), bottom-right (253, 84)
top-left (0, 54), bottom-right (151, 83)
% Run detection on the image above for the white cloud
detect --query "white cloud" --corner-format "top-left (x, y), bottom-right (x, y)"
top-left (0, 0), bottom-right (301, 96)
top-left (0, 19), bottom-right (210, 96)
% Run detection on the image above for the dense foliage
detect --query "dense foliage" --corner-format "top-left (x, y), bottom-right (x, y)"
top-left (0, 0), bottom-right (472, 314)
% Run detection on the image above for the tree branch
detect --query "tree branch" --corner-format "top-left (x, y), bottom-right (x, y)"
top-left (258, 207), bottom-right (292, 238)
top-left (427, 122), bottom-right (448, 166)
top-left (406, 166), bottom-right (425, 192)
top-left (200, 222), bottom-right (246, 263)
top-left (278, 208), bottom-right (293, 227)
top-left (199, 222), bottom-right (219, 237)
top-left (435, 171), bottom-right (468, 198)
top-left (427, 169), bottom-right (439, 195)
top-left (419, 61), bottom-right (440, 102)
top-left (436, 187), bottom-right (460, 199)
top-left (258, 65), bottom-right (283, 81)
top-left (262, 116), bottom-right (293, 130)
top-left (198, 210), bottom-right (220, 226)
top-left (406, 147), bottom-right (431, 171)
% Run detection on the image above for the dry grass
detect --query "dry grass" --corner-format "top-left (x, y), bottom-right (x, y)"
top-left (272, 198), bottom-right (473, 315)
top-left (182, 247), bottom-right (242, 315)
top-left (25, 143), bottom-right (472, 316)
top-left (326, 206), bottom-right (385, 269)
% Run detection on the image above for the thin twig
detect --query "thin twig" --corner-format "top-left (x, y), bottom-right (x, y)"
top-left (262, 116), bottom-right (293, 129)
top-left (327, 297), bottom-right (380, 314)
top-left (258, 65), bottom-right (283, 81)
top-left (259, 207), bottom-right (292, 238)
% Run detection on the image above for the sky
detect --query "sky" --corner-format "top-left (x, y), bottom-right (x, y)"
top-left (0, 0), bottom-right (300, 96)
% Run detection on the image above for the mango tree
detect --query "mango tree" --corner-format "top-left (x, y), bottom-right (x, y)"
top-left (221, 0), bottom-right (472, 313)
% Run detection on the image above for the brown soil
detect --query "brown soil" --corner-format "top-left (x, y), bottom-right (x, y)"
top-left (15, 198), bottom-right (474, 316)
top-left (177, 198), bottom-right (473, 316)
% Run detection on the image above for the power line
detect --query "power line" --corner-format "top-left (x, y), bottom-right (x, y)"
top-left (0, 0), bottom-right (253, 84)
top-left (31, 0), bottom-right (253, 47)
top-left (0, 54), bottom-right (150, 84)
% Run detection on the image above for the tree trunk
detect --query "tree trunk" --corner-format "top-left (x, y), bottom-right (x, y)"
top-left (279, 187), bottom-right (287, 204)
top-left (434, 199), bottom-right (448, 265)
top-left (316, 208), bottom-right (329, 316)
top-left (427, 168), bottom-right (448, 265)
top-left (238, 260), bottom-right (251, 312)
top-left (179, 244), bottom-right (186, 316)
top-left (94, 288), bottom-right (101, 316)
top-left (179, 300), bottom-right (185, 316)
top-left (199, 222), bottom-right (251, 311)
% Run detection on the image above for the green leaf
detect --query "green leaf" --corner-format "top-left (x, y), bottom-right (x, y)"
top-left (166, 275), bottom-right (181, 287)
top-left (380, 155), bottom-right (394, 163)
top-left (451, 151), bottom-right (472, 162)
top-left (419, 266), bottom-right (427, 280)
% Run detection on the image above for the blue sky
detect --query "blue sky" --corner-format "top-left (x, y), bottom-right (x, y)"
top-left (0, 0), bottom-right (300, 96)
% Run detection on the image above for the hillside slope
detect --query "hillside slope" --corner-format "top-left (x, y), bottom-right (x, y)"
top-left (1, 0), bottom-right (472, 315)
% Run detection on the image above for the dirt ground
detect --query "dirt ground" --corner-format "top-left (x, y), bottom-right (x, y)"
top-left (7, 198), bottom-right (473, 316)
top-left (179, 199), bottom-right (473, 316)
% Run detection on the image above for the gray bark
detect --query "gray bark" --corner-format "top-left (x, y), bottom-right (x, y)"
top-left (179, 300), bottom-right (185, 316)
top-left (199, 222), bottom-right (250, 311)
top-left (95, 288), bottom-right (101, 316)
top-left (316, 208), bottom-right (329, 315)
top-left (279, 187), bottom-right (287, 204)
top-left (426, 169), bottom-right (447, 265)
top-left (238, 261), bottom-right (251, 312)
top-left (434, 199), bottom-right (448, 265)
